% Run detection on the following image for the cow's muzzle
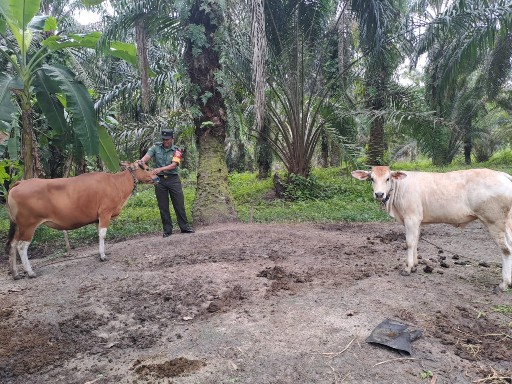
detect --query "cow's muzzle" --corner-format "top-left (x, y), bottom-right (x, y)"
top-left (375, 192), bottom-right (385, 200)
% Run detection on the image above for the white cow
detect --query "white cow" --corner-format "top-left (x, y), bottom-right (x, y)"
top-left (352, 166), bottom-right (512, 291)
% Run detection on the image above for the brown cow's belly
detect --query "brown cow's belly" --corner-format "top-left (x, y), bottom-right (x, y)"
top-left (44, 220), bottom-right (98, 230)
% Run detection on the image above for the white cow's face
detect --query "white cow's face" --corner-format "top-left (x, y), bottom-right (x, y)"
top-left (352, 166), bottom-right (407, 202)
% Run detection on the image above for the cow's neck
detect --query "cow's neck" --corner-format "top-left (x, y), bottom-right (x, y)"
top-left (127, 167), bottom-right (139, 195)
top-left (381, 181), bottom-right (396, 212)
top-left (114, 170), bottom-right (138, 198)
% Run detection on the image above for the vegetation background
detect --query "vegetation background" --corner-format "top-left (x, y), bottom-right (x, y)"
top-left (2, 153), bottom-right (512, 259)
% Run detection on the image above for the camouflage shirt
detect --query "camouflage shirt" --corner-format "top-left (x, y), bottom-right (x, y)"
top-left (145, 143), bottom-right (182, 175)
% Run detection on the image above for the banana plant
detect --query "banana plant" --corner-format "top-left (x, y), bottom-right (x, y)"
top-left (0, 0), bottom-right (138, 177)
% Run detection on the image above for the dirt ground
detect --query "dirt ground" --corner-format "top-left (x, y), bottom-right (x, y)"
top-left (1, 221), bottom-right (511, 384)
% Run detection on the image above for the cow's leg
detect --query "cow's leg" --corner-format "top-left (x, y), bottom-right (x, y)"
top-left (16, 240), bottom-right (36, 278)
top-left (98, 227), bottom-right (108, 261)
top-left (500, 220), bottom-right (512, 291)
top-left (402, 218), bottom-right (421, 275)
top-left (8, 240), bottom-right (20, 279)
top-left (502, 253), bottom-right (512, 291)
top-left (486, 221), bottom-right (511, 291)
top-left (97, 216), bottom-right (111, 261)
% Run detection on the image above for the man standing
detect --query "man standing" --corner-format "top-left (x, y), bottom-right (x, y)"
top-left (139, 129), bottom-right (195, 237)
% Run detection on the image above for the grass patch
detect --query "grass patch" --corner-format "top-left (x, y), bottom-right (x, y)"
top-left (230, 168), bottom-right (388, 223)
top-left (493, 305), bottom-right (512, 315)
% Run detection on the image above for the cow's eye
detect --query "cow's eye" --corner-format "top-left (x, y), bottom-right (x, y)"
top-left (386, 177), bottom-right (390, 182)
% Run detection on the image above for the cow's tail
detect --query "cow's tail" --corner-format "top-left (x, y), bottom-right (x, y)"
top-left (5, 220), bottom-right (16, 255)
top-left (4, 183), bottom-right (20, 255)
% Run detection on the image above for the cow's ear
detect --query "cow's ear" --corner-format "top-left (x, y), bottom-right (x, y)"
top-left (391, 171), bottom-right (407, 180)
top-left (351, 170), bottom-right (370, 180)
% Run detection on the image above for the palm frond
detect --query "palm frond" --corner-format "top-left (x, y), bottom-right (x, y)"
top-left (417, 0), bottom-right (512, 101)
top-left (484, 32), bottom-right (512, 99)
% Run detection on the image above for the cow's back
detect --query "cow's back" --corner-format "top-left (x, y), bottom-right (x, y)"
top-left (390, 169), bottom-right (512, 225)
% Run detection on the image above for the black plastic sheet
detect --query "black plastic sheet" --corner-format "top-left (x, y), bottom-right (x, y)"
top-left (366, 318), bottom-right (422, 355)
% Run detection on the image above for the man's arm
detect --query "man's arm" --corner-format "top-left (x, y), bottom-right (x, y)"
top-left (139, 154), bottom-right (152, 163)
top-left (154, 162), bottom-right (179, 174)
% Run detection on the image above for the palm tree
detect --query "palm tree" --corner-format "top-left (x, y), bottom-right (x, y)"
top-left (251, 0), bottom-right (274, 178)
top-left (183, 0), bottom-right (238, 225)
top-left (258, 0), bottom-right (339, 178)
top-left (0, 0), bottom-right (100, 178)
top-left (350, 0), bottom-right (406, 165)
top-left (415, 0), bottom-right (512, 165)
top-left (101, 0), bottom-right (180, 116)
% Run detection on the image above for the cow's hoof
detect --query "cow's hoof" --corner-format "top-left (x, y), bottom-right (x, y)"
top-left (400, 270), bottom-right (411, 276)
top-left (28, 273), bottom-right (38, 278)
top-left (13, 274), bottom-right (23, 280)
top-left (497, 282), bottom-right (511, 292)
top-left (100, 257), bottom-right (108, 262)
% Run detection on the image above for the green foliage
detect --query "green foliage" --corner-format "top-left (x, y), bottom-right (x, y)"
top-left (281, 173), bottom-right (346, 201)
top-left (13, 161), bottom-right (512, 257)
top-left (42, 64), bottom-right (99, 155)
top-left (493, 305), bottom-right (512, 314)
top-left (0, 166), bottom-right (388, 256)
top-left (229, 167), bottom-right (389, 223)
top-left (282, 174), bottom-right (324, 201)
top-left (186, 24), bottom-right (207, 57)
top-left (0, 159), bottom-right (22, 198)
top-left (484, 148), bottom-right (512, 167)
top-left (420, 370), bottom-right (433, 379)
top-left (228, 172), bottom-right (274, 204)
top-left (179, 167), bottom-right (190, 180)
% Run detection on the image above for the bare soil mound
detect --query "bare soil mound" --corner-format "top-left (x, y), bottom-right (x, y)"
top-left (1, 221), bottom-right (511, 383)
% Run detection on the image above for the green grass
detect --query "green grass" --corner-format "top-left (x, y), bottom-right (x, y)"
top-left (230, 168), bottom-right (389, 223)
top-left (4, 154), bottom-right (512, 255)
top-left (493, 305), bottom-right (512, 315)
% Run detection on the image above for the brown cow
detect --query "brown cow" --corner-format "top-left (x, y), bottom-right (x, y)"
top-left (352, 166), bottom-right (512, 291)
top-left (5, 161), bottom-right (157, 279)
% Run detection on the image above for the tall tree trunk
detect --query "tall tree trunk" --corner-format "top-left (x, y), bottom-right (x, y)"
top-left (252, 0), bottom-right (266, 132)
top-left (20, 97), bottom-right (44, 179)
top-left (135, 19), bottom-right (151, 114)
top-left (337, 1), bottom-right (351, 85)
top-left (184, 0), bottom-right (237, 226)
top-left (367, 115), bottom-right (385, 165)
top-left (194, 135), bottom-right (237, 225)
top-left (256, 118), bottom-right (272, 179)
top-left (320, 129), bottom-right (328, 167)
top-left (463, 124), bottom-right (472, 165)
top-left (329, 141), bottom-right (340, 166)
top-left (49, 144), bottom-right (65, 178)
top-left (252, 0), bottom-right (271, 179)
top-left (366, 68), bottom-right (387, 165)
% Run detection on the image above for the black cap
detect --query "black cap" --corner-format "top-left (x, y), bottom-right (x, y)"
top-left (161, 129), bottom-right (174, 139)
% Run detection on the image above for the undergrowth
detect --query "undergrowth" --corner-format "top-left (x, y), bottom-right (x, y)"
top-left (2, 155), bottom-right (512, 255)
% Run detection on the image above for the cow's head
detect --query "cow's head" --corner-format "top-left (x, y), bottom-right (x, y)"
top-left (352, 166), bottom-right (407, 202)
top-left (120, 161), bottom-right (157, 184)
